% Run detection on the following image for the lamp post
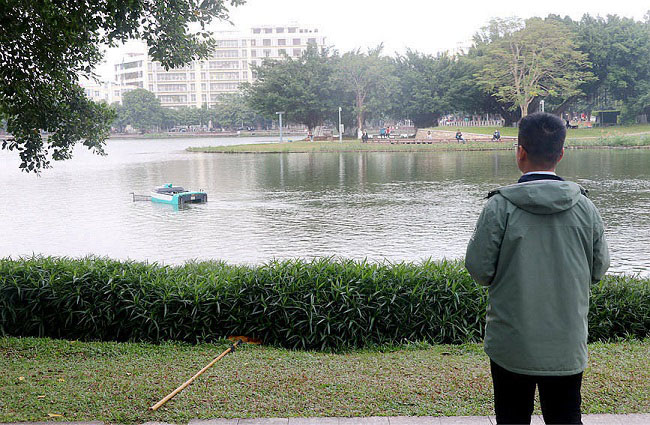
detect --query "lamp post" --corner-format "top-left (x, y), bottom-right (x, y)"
top-left (338, 107), bottom-right (342, 143)
top-left (276, 111), bottom-right (285, 142)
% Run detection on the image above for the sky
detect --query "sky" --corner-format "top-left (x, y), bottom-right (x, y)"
top-left (96, 0), bottom-right (648, 81)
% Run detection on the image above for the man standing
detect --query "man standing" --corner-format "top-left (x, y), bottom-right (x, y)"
top-left (465, 112), bottom-right (610, 424)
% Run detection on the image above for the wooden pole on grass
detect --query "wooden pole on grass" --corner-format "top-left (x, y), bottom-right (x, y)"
top-left (149, 339), bottom-right (243, 411)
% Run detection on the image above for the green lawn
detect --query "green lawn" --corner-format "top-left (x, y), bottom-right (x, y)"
top-left (445, 124), bottom-right (650, 139)
top-left (1, 337), bottom-right (648, 424)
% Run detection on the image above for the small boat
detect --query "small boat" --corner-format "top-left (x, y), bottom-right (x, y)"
top-left (150, 184), bottom-right (207, 206)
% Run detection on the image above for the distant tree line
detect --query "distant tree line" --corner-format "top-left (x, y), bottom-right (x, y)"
top-left (112, 90), bottom-right (269, 133)
top-left (244, 13), bottom-right (650, 133)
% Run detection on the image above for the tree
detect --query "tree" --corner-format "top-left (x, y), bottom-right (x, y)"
top-left (243, 46), bottom-right (337, 132)
top-left (211, 93), bottom-right (262, 129)
top-left (392, 50), bottom-right (457, 128)
top-left (572, 14), bottom-right (650, 121)
top-left (475, 17), bottom-right (594, 117)
top-left (334, 46), bottom-right (397, 135)
top-left (118, 89), bottom-right (164, 132)
top-left (0, 0), bottom-right (245, 171)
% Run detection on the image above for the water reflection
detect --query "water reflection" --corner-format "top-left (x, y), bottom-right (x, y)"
top-left (1, 138), bottom-right (649, 276)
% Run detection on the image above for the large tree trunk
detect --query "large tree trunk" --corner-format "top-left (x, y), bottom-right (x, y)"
top-left (520, 103), bottom-right (528, 117)
top-left (356, 92), bottom-right (364, 138)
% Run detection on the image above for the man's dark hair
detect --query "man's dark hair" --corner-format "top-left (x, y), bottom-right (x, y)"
top-left (518, 112), bottom-right (566, 167)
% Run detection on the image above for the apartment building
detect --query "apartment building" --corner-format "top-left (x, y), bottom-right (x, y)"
top-left (113, 24), bottom-right (326, 108)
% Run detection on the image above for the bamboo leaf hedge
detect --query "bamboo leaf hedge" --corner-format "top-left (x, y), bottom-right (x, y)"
top-left (1, 256), bottom-right (648, 351)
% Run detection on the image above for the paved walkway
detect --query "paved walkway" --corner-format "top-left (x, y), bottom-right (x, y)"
top-left (5, 415), bottom-right (650, 425)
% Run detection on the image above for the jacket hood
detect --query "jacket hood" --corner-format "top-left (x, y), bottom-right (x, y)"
top-left (493, 181), bottom-right (587, 215)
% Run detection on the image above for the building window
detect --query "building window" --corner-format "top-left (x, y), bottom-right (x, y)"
top-left (210, 82), bottom-right (240, 91)
top-left (190, 83), bottom-right (195, 91)
top-left (242, 61), bottom-right (248, 69)
top-left (253, 28), bottom-right (261, 34)
top-left (276, 27), bottom-right (285, 33)
top-left (210, 72), bottom-right (239, 80)
top-left (263, 49), bottom-right (271, 57)
top-left (241, 40), bottom-right (247, 47)
top-left (293, 49), bottom-right (301, 57)
top-left (216, 39), bottom-right (238, 47)
top-left (202, 94), bottom-right (207, 101)
top-left (293, 38), bottom-right (301, 45)
top-left (201, 72), bottom-right (207, 80)
top-left (308, 38), bottom-right (317, 44)
top-left (251, 50), bottom-right (256, 58)
top-left (288, 27), bottom-right (297, 33)
top-left (241, 49), bottom-right (247, 57)
top-left (157, 72), bottom-right (186, 81)
top-left (201, 83), bottom-right (206, 90)
top-left (278, 49), bottom-right (286, 56)
top-left (158, 84), bottom-right (187, 92)
top-left (250, 39), bottom-right (256, 46)
top-left (214, 50), bottom-right (239, 58)
top-left (264, 28), bottom-right (272, 33)
top-left (159, 95), bottom-right (187, 103)
top-left (209, 60), bottom-right (239, 69)
top-left (191, 94), bottom-right (196, 102)
top-left (263, 39), bottom-right (271, 46)
top-left (278, 39), bottom-right (286, 46)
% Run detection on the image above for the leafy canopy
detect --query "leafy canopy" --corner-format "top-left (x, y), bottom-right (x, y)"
top-left (474, 17), bottom-right (594, 117)
top-left (243, 45), bottom-right (338, 131)
top-left (0, 0), bottom-right (245, 171)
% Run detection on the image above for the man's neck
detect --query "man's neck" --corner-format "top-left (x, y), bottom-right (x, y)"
top-left (519, 165), bottom-right (556, 174)
top-left (522, 170), bottom-right (556, 176)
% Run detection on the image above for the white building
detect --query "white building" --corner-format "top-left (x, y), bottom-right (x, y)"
top-left (113, 24), bottom-right (326, 108)
top-left (79, 79), bottom-right (124, 104)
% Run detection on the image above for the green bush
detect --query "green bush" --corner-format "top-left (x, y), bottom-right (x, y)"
top-left (0, 257), bottom-right (648, 350)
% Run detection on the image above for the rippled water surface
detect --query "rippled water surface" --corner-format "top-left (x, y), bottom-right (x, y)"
top-left (1, 137), bottom-right (649, 275)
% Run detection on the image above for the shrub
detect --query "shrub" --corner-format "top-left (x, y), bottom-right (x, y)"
top-left (1, 256), bottom-right (648, 350)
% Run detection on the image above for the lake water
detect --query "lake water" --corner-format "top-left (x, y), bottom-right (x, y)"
top-left (1, 137), bottom-right (649, 276)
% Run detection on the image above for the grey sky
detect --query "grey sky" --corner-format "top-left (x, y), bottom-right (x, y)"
top-left (97, 0), bottom-right (647, 81)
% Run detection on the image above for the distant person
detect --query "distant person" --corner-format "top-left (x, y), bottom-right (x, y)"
top-left (386, 126), bottom-right (391, 139)
top-left (361, 130), bottom-right (369, 143)
top-left (380, 127), bottom-right (386, 139)
top-left (492, 129), bottom-right (501, 141)
top-left (427, 130), bottom-right (433, 140)
top-left (465, 112), bottom-right (609, 425)
top-left (455, 130), bottom-right (465, 143)
top-left (308, 130), bottom-right (313, 142)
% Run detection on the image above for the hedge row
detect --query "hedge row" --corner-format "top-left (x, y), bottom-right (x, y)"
top-left (1, 256), bottom-right (648, 350)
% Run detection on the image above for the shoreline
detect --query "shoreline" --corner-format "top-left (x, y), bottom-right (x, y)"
top-left (188, 140), bottom-right (650, 154)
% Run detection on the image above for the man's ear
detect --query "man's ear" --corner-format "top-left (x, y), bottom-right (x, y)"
top-left (557, 148), bottom-right (565, 163)
top-left (516, 145), bottom-right (527, 162)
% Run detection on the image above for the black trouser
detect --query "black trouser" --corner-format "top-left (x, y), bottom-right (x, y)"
top-left (490, 360), bottom-right (583, 424)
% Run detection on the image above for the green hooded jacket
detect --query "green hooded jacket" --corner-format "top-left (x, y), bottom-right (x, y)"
top-left (465, 180), bottom-right (610, 376)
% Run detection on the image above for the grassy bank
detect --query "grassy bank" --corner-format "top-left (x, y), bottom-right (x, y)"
top-left (455, 124), bottom-right (650, 139)
top-left (1, 257), bottom-right (648, 350)
top-left (1, 337), bottom-right (648, 423)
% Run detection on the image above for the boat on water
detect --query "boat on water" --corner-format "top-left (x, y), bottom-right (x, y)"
top-left (150, 184), bottom-right (207, 206)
